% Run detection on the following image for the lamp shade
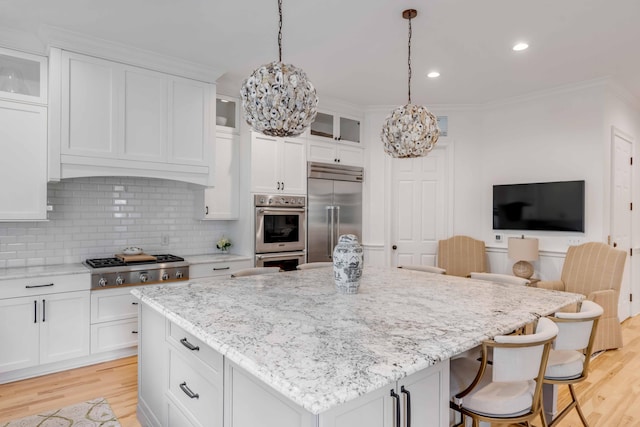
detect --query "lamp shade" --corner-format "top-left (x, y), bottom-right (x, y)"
top-left (508, 237), bottom-right (539, 261)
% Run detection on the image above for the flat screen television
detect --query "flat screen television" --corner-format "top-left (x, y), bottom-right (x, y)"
top-left (493, 180), bottom-right (585, 232)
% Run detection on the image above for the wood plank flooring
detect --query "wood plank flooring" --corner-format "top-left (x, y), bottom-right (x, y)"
top-left (0, 315), bottom-right (639, 426)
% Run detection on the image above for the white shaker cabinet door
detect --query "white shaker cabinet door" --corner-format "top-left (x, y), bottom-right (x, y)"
top-left (202, 133), bottom-right (239, 219)
top-left (61, 51), bottom-right (120, 158)
top-left (123, 68), bottom-right (167, 162)
top-left (169, 79), bottom-right (211, 167)
top-left (0, 296), bottom-right (40, 372)
top-left (250, 134), bottom-right (281, 193)
top-left (280, 138), bottom-right (306, 195)
top-left (39, 291), bottom-right (90, 365)
top-left (0, 100), bottom-right (47, 221)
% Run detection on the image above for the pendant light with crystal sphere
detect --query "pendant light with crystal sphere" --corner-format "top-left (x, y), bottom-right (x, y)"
top-left (240, 0), bottom-right (318, 137)
top-left (381, 9), bottom-right (440, 158)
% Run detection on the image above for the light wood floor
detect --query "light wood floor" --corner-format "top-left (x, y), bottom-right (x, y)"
top-left (1, 316), bottom-right (639, 427)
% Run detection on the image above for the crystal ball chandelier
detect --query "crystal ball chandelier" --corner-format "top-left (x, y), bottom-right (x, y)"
top-left (240, 0), bottom-right (318, 138)
top-left (381, 9), bottom-right (440, 158)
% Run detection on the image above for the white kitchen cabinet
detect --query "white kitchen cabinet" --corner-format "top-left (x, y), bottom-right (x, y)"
top-left (251, 132), bottom-right (306, 195)
top-left (307, 139), bottom-right (364, 167)
top-left (319, 360), bottom-right (449, 427)
top-left (54, 49), bottom-right (213, 186)
top-left (0, 46), bottom-right (47, 104)
top-left (138, 303), bottom-right (167, 427)
top-left (215, 95), bottom-right (240, 134)
top-left (0, 100), bottom-right (47, 221)
top-left (188, 258), bottom-right (253, 279)
top-left (0, 289), bottom-right (90, 372)
top-left (90, 287), bottom-right (140, 354)
top-left (197, 133), bottom-right (240, 220)
top-left (225, 361), bottom-right (316, 427)
top-left (309, 111), bottom-right (361, 144)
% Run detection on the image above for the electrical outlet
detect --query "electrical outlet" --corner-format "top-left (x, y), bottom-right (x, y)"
top-left (161, 234), bottom-right (170, 246)
top-left (567, 237), bottom-right (582, 246)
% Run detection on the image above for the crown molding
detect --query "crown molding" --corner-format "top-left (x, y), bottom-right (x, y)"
top-left (0, 26), bottom-right (46, 55)
top-left (40, 26), bottom-right (224, 83)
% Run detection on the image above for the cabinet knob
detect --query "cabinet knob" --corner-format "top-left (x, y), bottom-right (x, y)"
top-left (392, 245), bottom-right (398, 250)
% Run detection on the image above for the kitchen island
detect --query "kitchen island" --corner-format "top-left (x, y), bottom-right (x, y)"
top-left (132, 266), bottom-right (583, 427)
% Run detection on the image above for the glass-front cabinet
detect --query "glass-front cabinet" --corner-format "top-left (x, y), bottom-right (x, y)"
top-left (216, 94), bottom-right (239, 133)
top-left (0, 47), bottom-right (47, 105)
top-left (310, 110), bottom-right (361, 144)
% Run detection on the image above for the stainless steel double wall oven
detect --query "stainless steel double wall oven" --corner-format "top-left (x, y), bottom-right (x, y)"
top-left (254, 194), bottom-right (306, 270)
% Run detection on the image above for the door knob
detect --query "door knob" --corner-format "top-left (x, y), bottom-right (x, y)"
top-left (392, 245), bottom-right (397, 250)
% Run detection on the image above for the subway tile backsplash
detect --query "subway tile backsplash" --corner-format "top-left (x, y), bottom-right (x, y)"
top-left (0, 177), bottom-right (231, 268)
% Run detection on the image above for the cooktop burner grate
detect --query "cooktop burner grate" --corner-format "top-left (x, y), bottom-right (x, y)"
top-left (85, 254), bottom-right (185, 268)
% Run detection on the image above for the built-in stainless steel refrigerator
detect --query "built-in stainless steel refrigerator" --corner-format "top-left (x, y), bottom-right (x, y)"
top-left (307, 162), bottom-right (363, 262)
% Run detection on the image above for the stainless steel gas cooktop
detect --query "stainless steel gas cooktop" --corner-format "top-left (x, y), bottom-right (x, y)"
top-left (84, 254), bottom-right (189, 289)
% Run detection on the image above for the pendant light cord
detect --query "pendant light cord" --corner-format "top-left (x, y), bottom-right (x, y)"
top-left (278, 0), bottom-right (283, 62)
top-left (407, 15), bottom-right (412, 104)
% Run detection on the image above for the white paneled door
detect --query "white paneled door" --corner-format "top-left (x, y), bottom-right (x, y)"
top-left (391, 146), bottom-right (449, 267)
top-left (610, 128), bottom-right (633, 319)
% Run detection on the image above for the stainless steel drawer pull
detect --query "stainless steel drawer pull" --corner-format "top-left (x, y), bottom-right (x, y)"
top-left (213, 267), bottom-right (230, 271)
top-left (25, 283), bottom-right (54, 289)
top-left (180, 337), bottom-right (200, 351)
top-left (179, 382), bottom-right (199, 399)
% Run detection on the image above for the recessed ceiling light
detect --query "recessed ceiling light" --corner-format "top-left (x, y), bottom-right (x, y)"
top-left (220, 99), bottom-right (230, 103)
top-left (427, 71), bottom-right (440, 78)
top-left (512, 42), bottom-right (529, 51)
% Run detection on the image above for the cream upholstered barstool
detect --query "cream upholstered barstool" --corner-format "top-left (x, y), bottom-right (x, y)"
top-left (544, 300), bottom-right (603, 426)
top-left (470, 272), bottom-right (530, 286)
top-left (450, 317), bottom-right (558, 427)
top-left (230, 267), bottom-right (282, 277)
top-left (296, 262), bottom-right (333, 270)
top-left (437, 235), bottom-right (486, 277)
top-left (397, 265), bottom-right (446, 274)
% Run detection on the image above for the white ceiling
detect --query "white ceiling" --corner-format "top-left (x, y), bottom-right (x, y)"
top-left (2, 0), bottom-right (640, 107)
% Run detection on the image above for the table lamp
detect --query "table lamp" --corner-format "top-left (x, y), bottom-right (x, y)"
top-left (508, 236), bottom-right (539, 279)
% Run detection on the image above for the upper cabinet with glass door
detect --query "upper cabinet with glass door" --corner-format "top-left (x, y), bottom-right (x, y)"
top-left (0, 47), bottom-right (47, 105)
top-left (216, 95), bottom-right (240, 134)
top-left (309, 110), bottom-right (361, 144)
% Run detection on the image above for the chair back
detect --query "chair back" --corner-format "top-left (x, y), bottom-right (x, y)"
top-left (492, 317), bottom-right (558, 383)
top-left (470, 272), bottom-right (530, 286)
top-left (552, 300), bottom-right (603, 352)
top-left (231, 267), bottom-right (282, 277)
top-left (398, 265), bottom-right (446, 274)
top-left (561, 242), bottom-right (626, 297)
top-left (296, 262), bottom-right (333, 270)
top-left (437, 235), bottom-right (486, 277)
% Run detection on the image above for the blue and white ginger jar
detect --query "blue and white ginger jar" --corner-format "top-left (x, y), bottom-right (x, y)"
top-left (333, 234), bottom-right (364, 294)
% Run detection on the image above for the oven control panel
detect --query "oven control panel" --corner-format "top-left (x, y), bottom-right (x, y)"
top-left (255, 194), bottom-right (305, 208)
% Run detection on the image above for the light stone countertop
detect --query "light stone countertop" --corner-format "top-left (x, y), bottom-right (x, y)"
top-left (0, 263), bottom-right (89, 280)
top-left (133, 266), bottom-right (583, 415)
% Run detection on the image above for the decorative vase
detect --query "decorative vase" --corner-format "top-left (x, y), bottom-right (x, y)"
top-left (333, 234), bottom-right (364, 294)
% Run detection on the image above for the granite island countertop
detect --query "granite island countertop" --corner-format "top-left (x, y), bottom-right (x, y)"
top-left (132, 266), bottom-right (583, 415)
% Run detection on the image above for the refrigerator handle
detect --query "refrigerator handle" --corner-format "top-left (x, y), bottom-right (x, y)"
top-left (329, 206), bottom-right (335, 258)
top-left (335, 206), bottom-right (341, 237)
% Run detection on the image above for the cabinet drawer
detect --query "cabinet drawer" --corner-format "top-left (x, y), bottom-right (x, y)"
top-left (0, 273), bottom-right (90, 299)
top-left (90, 288), bottom-right (139, 323)
top-left (188, 259), bottom-right (252, 279)
top-left (168, 322), bottom-right (223, 374)
top-left (168, 349), bottom-right (222, 426)
top-left (90, 318), bottom-right (139, 354)
top-left (167, 399), bottom-right (196, 427)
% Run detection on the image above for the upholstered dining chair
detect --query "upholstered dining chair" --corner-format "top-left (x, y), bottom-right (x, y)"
top-left (535, 242), bottom-right (626, 352)
top-left (398, 265), bottom-right (446, 274)
top-left (470, 272), bottom-right (530, 286)
top-left (544, 300), bottom-right (603, 426)
top-left (437, 235), bottom-right (486, 277)
top-left (450, 317), bottom-right (558, 427)
top-left (296, 262), bottom-right (333, 270)
top-left (230, 267), bottom-right (282, 277)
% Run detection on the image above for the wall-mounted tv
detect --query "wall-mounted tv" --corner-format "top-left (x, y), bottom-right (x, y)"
top-left (493, 180), bottom-right (585, 232)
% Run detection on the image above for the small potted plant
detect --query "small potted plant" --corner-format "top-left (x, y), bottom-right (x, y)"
top-left (216, 236), bottom-right (232, 253)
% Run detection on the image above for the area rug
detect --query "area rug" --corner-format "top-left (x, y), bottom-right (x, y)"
top-left (1, 397), bottom-right (120, 427)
